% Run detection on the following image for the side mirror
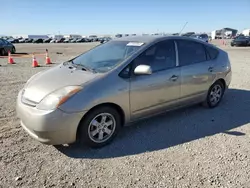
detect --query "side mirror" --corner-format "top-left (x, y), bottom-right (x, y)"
top-left (134, 65), bottom-right (152, 75)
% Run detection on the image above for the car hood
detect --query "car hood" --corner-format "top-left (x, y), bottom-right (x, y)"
top-left (23, 64), bottom-right (101, 103)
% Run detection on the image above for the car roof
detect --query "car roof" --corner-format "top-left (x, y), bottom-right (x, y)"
top-left (111, 35), bottom-right (221, 52)
top-left (112, 35), bottom-right (213, 45)
top-left (112, 35), bottom-right (203, 44)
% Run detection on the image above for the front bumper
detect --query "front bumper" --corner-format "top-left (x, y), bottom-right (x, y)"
top-left (16, 90), bottom-right (86, 145)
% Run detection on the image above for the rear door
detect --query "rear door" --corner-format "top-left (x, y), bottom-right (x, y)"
top-left (129, 39), bottom-right (181, 120)
top-left (2, 39), bottom-right (13, 52)
top-left (0, 39), bottom-right (8, 52)
top-left (176, 39), bottom-right (216, 105)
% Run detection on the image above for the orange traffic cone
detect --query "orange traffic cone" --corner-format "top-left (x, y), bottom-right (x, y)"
top-left (45, 49), bottom-right (51, 65)
top-left (32, 54), bottom-right (39, 67)
top-left (8, 51), bottom-right (14, 64)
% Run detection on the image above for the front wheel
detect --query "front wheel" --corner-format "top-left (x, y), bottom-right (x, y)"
top-left (202, 81), bottom-right (225, 108)
top-left (78, 106), bottom-right (122, 148)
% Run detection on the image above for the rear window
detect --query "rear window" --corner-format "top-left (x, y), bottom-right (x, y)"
top-left (205, 46), bottom-right (219, 60)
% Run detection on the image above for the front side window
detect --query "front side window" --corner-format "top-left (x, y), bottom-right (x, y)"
top-left (177, 40), bottom-right (207, 66)
top-left (132, 40), bottom-right (176, 73)
top-left (71, 41), bottom-right (144, 73)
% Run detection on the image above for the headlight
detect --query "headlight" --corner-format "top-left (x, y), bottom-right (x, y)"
top-left (36, 86), bottom-right (82, 110)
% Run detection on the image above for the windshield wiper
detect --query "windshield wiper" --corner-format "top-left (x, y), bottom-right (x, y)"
top-left (74, 63), bottom-right (97, 73)
top-left (64, 60), bottom-right (97, 73)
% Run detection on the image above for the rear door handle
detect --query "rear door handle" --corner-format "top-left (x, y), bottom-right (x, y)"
top-left (208, 67), bottom-right (214, 72)
top-left (170, 75), bottom-right (178, 81)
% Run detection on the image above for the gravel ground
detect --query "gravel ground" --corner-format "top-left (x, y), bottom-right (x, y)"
top-left (1, 41), bottom-right (250, 188)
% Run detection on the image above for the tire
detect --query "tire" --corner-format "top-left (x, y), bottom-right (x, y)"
top-left (202, 80), bottom-right (225, 108)
top-left (78, 106), bottom-right (122, 148)
top-left (0, 48), bottom-right (5, 56)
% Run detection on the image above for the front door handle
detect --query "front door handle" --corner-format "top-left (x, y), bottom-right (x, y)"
top-left (208, 67), bottom-right (214, 72)
top-left (170, 75), bottom-right (178, 81)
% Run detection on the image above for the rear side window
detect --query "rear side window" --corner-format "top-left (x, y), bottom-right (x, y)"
top-left (205, 46), bottom-right (219, 60)
top-left (177, 40), bottom-right (207, 66)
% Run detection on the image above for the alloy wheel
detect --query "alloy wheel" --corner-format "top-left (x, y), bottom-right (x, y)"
top-left (209, 84), bottom-right (222, 106)
top-left (88, 113), bottom-right (116, 143)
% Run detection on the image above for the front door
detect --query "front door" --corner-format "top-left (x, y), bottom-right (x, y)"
top-left (176, 39), bottom-right (216, 104)
top-left (129, 40), bottom-right (181, 120)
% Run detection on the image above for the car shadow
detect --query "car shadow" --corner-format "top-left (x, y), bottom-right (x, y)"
top-left (0, 53), bottom-right (29, 57)
top-left (55, 88), bottom-right (250, 159)
top-left (14, 53), bottom-right (29, 55)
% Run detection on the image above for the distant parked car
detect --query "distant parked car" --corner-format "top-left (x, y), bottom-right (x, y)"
top-left (16, 36), bottom-right (232, 148)
top-left (89, 35), bottom-right (98, 42)
top-left (43, 38), bottom-right (52, 43)
top-left (7, 38), bottom-right (19, 43)
top-left (33, 39), bottom-right (44, 43)
top-left (50, 39), bottom-right (57, 43)
top-left (181, 32), bottom-right (195, 37)
top-left (0, 39), bottom-right (16, 55)
top-left (115, 34), bottom-right (122, 38)
top-left (190, 34), bottom-right (209, 43)
top-left (71, 38), bottom-right (78, 43)
top-left (19, 38), bottom-right (27, 43)
top-left (63, 38), bottom-right (71, 43)
top-left (56, 38), bottom-right (65, 43)
top-left (25, 38), bottom-right (33, 43)
top-left (76, 38), bottom-right (87, 43)
top-left (100, 37), bottom-right (112, 44)
top-left (230, 36), bottom-right (250, 47)
top-left (85, 38), bottom-right (91, 42)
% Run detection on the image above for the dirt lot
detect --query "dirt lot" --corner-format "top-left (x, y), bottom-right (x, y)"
top-left (1, 41), bottom-right (250, 188)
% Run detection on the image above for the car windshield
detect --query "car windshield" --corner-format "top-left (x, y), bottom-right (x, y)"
top-left (71, 40), bottom-right (144, 73)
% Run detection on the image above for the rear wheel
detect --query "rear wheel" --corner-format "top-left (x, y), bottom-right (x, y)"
top-left (202, 81), bottom-right (225, 108)
top-left (78, 106), bottom-right (121, 148)
top-left (0, 48), bottom-right (5, 56)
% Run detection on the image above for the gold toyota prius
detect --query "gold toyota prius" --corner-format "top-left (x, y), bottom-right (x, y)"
top-left (16, 36), bottom-right (232, 148)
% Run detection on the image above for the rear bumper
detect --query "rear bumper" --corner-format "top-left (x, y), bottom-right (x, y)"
top-left (225, 69), bottom-right (232, 89)
top-left (16, 89), bottom-right (86, 145)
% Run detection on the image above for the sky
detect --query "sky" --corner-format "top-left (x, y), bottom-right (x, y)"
top-left (2, 0), bottom-right (250, 35)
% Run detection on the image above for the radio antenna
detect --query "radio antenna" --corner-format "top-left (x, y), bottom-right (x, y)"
top-left (179, 22), bottom-right (188, 35)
